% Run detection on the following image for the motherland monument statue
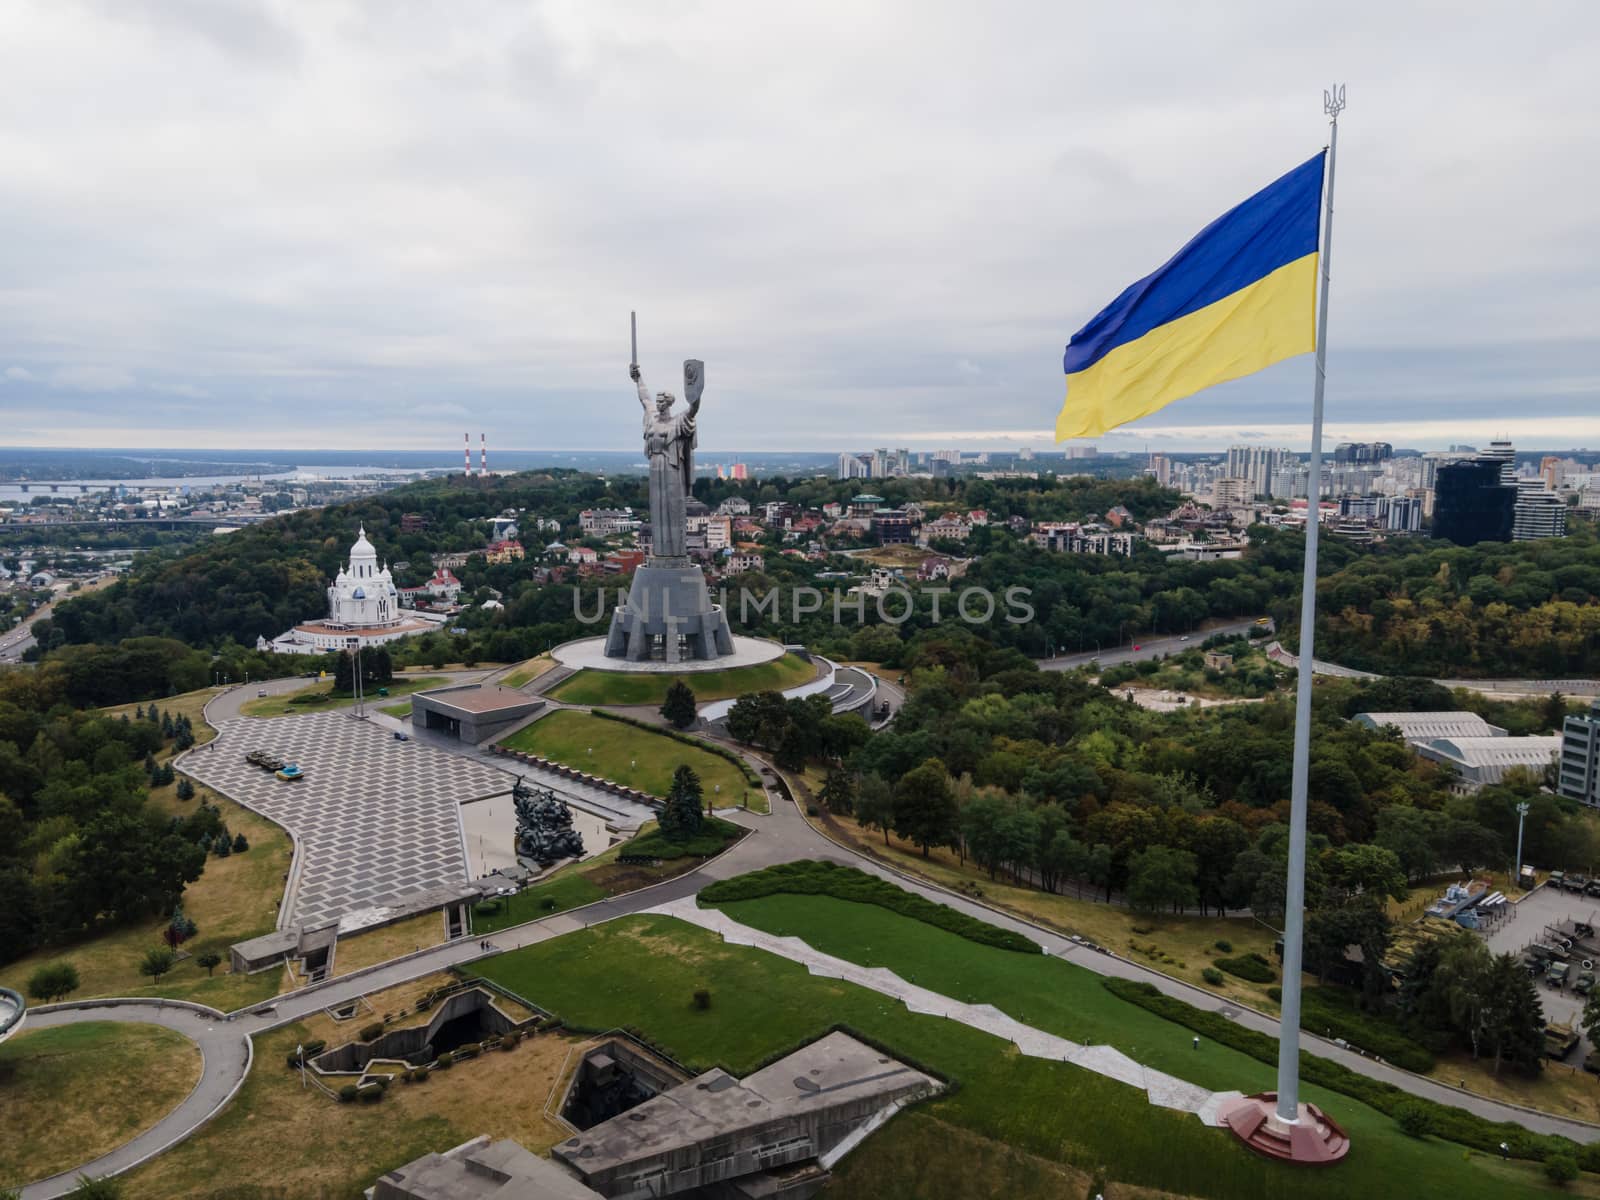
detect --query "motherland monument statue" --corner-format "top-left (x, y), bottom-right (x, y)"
top-left (602, 313), bottom-right (737, 663)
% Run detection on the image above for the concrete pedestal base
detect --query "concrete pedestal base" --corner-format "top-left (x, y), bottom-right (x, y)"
top-left (1218, 1093), bottom-right (1349, 1165)
top-left (600, 556), bottom-right (735, 664)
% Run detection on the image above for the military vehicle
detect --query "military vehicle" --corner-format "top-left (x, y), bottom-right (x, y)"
top-left (1547, 960), bottom-right (1571, 989)
top-left (1546, 1021), bottom-right (1581, 1059)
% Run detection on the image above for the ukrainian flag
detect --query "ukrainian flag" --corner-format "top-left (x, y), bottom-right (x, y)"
top-left (1058, 152), bottom-right (1327, 441)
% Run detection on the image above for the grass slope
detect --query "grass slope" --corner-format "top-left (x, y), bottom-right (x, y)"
top-left (0, 1022), bottom-right (201, 1187)
top-left (498, 709), bottom-right (751, 806)
top-left (470, 914), bottom-right (1571, 1200)
top-left (548, 653), bottom-right (814, 706)
top-left (239, 675), bottom-right (447, 718)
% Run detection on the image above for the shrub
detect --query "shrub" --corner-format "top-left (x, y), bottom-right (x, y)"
top-left (1395, 1101), bottom-right (1433, 1138)
top-left (693, 988), bottom-right (712, 1010)
top-left (1546, 1154), bottom-right (1579, 1185)
top-left (539, 896), bottom-right (558, 911)
top-left (1201, 967), bottom-right (1225, 986)
top-left (434, 1053), bottom-right (453, 1069)
top-left (1302, 987), bottom-right (1436, 1073)
top-left (501, 1034), bottom-right (519, 1051)
top-left (26, 961), bottom-right (80, 1003)
top-left (359, 1085), bottom-right (383, 1103)
top-left (1213, 939), bottom-right (1233, 953)
top-left (1102, 978), bottom-right (1577, 1164)
top-left (338, 1084), bottom-right (359, 1103)
top-left (413, 1066), bottom-right (429, 1082)
top-left (358, 1022), bottom-right (384, 1042)
top-left (473, 900), bottom-right (502, 916)
top-left (1215, 953), bottom-right (1275, 983)
top-left (456, 1043), bottom-right (480, 1059)
top-left (1267, 986), bottom-right (1282, 1003)
top-left (700, 861), bottom-right (1041, 954)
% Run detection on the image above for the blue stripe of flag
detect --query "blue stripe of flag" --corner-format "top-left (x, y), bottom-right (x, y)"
top-left (1063, 151), bottom-right (1326, 376)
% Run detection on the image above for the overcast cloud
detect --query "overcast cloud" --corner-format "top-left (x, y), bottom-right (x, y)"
top-left (0, 0), bottom-right (1596, 454)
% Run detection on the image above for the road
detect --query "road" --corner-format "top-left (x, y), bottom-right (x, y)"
top-left (1040, 618), bottom-right (1265, 671)
top-left (0, 599), bottom-right (54, 663)
top-left (17, 1001), bottom-right (251, 1200)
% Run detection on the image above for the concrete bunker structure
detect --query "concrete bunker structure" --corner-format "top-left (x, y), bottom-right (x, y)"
top-left (412, 684), bottom-right (544, 744)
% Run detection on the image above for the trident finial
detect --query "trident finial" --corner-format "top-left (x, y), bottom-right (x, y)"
top-left (1323, 83), bottom-right (1347, 120)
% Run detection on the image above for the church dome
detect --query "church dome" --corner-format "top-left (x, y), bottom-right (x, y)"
top-left (350, 525), bottom-right (377, 559)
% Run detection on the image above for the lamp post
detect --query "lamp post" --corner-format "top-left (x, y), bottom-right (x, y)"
top-left (1515, 800), bottom-right (1532, 887)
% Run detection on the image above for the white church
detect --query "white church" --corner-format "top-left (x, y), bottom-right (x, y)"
top-left (258, 525), bottom-right (441, 656)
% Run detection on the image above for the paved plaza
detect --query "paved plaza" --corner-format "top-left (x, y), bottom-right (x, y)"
top-left (184, 712), bottom-right (514, 929)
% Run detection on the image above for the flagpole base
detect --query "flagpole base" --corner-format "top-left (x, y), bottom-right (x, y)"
top-left (1218, 1093), bottom-right (1350, 1165)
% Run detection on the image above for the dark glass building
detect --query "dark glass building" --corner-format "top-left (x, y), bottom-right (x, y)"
top-left (1433, 458), bottom-right (1515, 545)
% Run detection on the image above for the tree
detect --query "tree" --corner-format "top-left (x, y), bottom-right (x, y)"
top-left (232, 832), bottom-right (249, 853)
top-left (856, 773), bottom-right (895, 846)
top-left (26, 961), bottom-right (80, 1003)
top-left (196, 950), bottom-right (222, 977)
top-left (175, 776), bottom-right (195, 801)
top-left (1126, 845), bottom-right (1199, 915)
top-left (660, 680), bottom-right (697, 730)
top-left (892, 758), bottom-right (958, 857)
top-left (659, 765), bottom-right (704, 841)
top-left (139, 946), bottom-right (177, 982)
top-left (817, 765), bottom-right (857, 816)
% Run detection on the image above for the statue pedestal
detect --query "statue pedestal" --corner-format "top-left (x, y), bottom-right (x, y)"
top-left (602, 557), bottom-right (736, 664)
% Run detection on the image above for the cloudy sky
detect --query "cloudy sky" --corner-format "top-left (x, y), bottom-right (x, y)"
top-left (1, 1), bottom-right (1597, 454)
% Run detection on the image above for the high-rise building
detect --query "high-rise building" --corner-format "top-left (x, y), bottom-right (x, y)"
top-left (894, 448), bottom-right (910, 475)
top-left (1018, 447), bottom-right (1035, 461)
top-left (1148, 453), bottom-right (1172, 486)
top-left (1213, 477), bottom-right (1253, 508)
top-left (1558, 700), bottom-right (1600, 807)
top-left (1225, 445), bottom-right (1294, 498)
top-left (1066, 445), bottom-right (1098, 459)
top-left (1541, 456), bottom-right (1566, 490)
top-left (1512, 482), bottom-right (1568, 541)
top-left (837, 452), bottom-right (870, 480)
top-left (1433, 457), bottom-right (1515, 545)
top-left (871, 448), bottom-right (890, 478)
top-left (1480, 439), bottom-right (1516, 485)
top-left (1386, 494), bottom-right (1425, 532)
top-left (1332, 442), bottom-right (1393, 464)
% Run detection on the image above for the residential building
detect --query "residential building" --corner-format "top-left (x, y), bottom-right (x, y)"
top-left (398, 567), bottom-right (463, 608)
top-left (1213, 477), bottom-right (1253, 508)
top-left (579, 508), bottom-right (637, 536)
top-left (399, 512), bottom-right (431, 533)
top-left (717, 496), bottom-right (751, 516)
top-left (724, 550), bottom-right (765, 574)
top-left (1511, 482), bottom-right (1568, 541)
top-left (837, 452), bottom-right (870, 480)
top-left (1559, 700), bottom-right (1600, 807)
top-left (924, 515), bottom-right (970, 542)
top-left (1332, 442), bottom-right (1393, 464)
top-left (485, 539), bottom-right (524, 563)
top-left (874, 510), bottom-right (913, 544)
top-left (565, 545), bottom-right (597, 565)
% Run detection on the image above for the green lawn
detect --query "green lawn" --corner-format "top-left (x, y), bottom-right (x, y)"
top-left (470, 913), bottom-right (1575, 1200)
top-left (240, 676), bottom-right (448, 718)
top-left (472, 871), bottom-right (608, 934)
top-left (548, 653), bottom-right (814, 706)
top-left (379, 701), bottom-right (413, 718)
top-left (0, 1021), bottom-right (201, 1187)
top-left (498, 710), bottom-right (758, 808)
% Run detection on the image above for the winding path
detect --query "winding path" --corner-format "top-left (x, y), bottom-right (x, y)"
top-left (17, 1001), bottom-right (250, 1200)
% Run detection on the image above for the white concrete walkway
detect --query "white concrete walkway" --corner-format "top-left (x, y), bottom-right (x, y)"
top-left (647, 896), bottom-right (1240, 1126)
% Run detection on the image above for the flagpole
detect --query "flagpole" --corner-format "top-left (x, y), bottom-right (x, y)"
top-left (1275, 83), bottom-right (1345, 1123)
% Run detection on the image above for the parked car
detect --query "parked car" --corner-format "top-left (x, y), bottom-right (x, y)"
top-left (257, 688), bottom-right (268, 697)
top-left (393, 731), bottom-right (409, 742)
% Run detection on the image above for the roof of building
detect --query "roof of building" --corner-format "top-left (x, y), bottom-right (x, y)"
top-left (376, 1136), bottom-right (601, 1200)
top-left (1423, 735), bottom-right (1563, 769)
top-left (1352, 711), bottom-right (1507, 741)
top-left (555, 1032), bottom-right (938, 1176)
top-left (415, 684), bottom-right (541, 715)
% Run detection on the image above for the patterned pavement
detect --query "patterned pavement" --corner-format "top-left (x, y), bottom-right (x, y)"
top-left (184, 712), bottom-right (514, 929)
